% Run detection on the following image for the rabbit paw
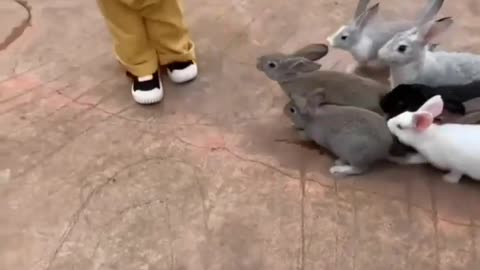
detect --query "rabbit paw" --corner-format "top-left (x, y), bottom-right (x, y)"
top-left (442, 171), bottom-right (462, 184)
top-left (388, 153), bottom-right (428, 165)
top-left (406, 154), bottom-right (428, 164)
top-left (296, 130), bottom-right (311, 141)
top-left (334, 159), bottom-right (348, 166)
top-left (329, 165), bottom-right (364, 178)
top-left (346, 63), bottom-right (358, 74)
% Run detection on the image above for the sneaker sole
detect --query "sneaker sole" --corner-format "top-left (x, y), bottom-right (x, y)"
top-left (167, 63), bottom-right (198, 84)
top-left (131, 86), bottom-right (164, 105)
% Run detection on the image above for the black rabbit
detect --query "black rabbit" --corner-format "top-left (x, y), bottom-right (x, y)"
top-left (380, 82), bottom-right (480, 119)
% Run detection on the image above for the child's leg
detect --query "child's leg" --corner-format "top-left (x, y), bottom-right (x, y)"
top-left (96, 0), bottom-right (163, 104)
top-left (140, 0), bottom-right (198, 83)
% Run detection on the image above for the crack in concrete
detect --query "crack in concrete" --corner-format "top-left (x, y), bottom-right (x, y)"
top-left (333, 177), bottom-right (339, 269)
top-left (171, 134), bottom-right (480, 228)
top-left (0, 50), bottom-right (111, 107)
top-left (193, 170), bottom-right (214, 270)
top-left (0, 0), bottom-right (32, 52)
top-left (44, 177), bottom-right (114, 270)
top-left (173, 134), bottom-right (312, 184)
top-left (164, 200), bottom-right (176, 270)
top-left (298, 163), bottom-right (306, 270)
top-left (104, 197), bottom-right (165, 228)
top-left (428, 179), bottom-right (440, 270)
top-left (76, 156), bottom-right (203, 266)
top-left (6, 100), bottom-right (480, 269)
top-left (12, 124), bottom-right (480, 270)
top-left (7, 110), bottom-right (115, 179)
top-left (352, 189), bottom-right (358, 270)
top-left (41, 155), bottom-right (180, 269)
top-left (405, 179), bottom-right (413, 270)
top-left (471, 221), bottom-right (478, 266)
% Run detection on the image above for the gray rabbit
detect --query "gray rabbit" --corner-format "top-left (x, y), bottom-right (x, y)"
top-left (379, 16), bottom-right (480, 87)
top-left (256, 43), bottom-right (390, 114)
top-left (283, 89), bottom-right (393, 177)
top-left (327, 0), bottom-right (444, 71)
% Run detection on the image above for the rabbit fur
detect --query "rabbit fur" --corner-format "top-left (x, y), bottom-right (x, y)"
top-left (387, 95), bottom-right (480, 183)
top-left (256, 43), bottom-right (389, 114)
top-left (283, 90), bottom-right (393, 177)
top-left (327, 0), bottom-right (444, 69)
top-left (379, 17), bottom-right (480, 87)
top-left (380, 82), bottom-right (480, 119)
top-left (381, 82), bottom-right (480, 157)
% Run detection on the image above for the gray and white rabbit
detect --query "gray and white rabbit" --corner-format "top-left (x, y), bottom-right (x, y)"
top-left (327, 0), bottom-right (444, 70)
top-left (283, 89), bottom-right (393, 177)
top-left (387, 95), bottom-right (480, 183)
top-left (379, 16), bottom-right (480, 87)
top-left (256, 44), bottom-right (389, 114)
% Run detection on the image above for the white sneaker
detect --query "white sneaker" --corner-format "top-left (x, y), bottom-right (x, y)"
top-left (128, 71), bottom-right (164, 105)
top-left (166, 60), bottom-right (198, 83)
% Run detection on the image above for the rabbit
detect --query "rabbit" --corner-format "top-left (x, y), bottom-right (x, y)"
top-left (284, 100), bottom-right (308, 131)
top-left (379, 16), bottom-right (480, 87)
top-left (387, 95), bottom-right (480, 183)
top-left (283, 97), bottom-right (420, 158)
top-left (256, 43), bottom-right (390, 114)
top-left (283, 89), bottom-right (393, 177)
top-left (326, 0), bottom-right (444, 70)
top-left (381, 82), bottom-right (480, 157)
top-left (380, 82), bottom-right (480, 119)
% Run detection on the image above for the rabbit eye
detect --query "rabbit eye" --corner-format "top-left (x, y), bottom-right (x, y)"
top-left (396, 124), bottom-right (403, 130)
top-left (341, 35), bottom-right (348, 40)
top-left (289, 107), bottom-right (296, 114)
top-left (397, 45), bottom-right (407, 53)
top-left (267, 61), bottom-right (277, 68)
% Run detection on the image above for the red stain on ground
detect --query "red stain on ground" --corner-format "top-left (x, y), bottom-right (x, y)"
top-left (183, 127), bottom-right (227, 150)
top-left (44, 93), bottom-right (72, 109)
top-left (205, 135), bottom-right (226, 151)
top-left (0, 75), bottom-right (43, 101)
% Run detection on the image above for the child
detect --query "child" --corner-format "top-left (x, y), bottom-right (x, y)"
top-left (96, 0), bottom-right (198, 104)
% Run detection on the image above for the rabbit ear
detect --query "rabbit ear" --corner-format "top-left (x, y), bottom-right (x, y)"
top-left (412, 112), bottom-right (434, 131)
top-left (427, 43), bottom-right (439, 51)
top-left (417, 17), bottom-right (453, 45)
top-left (285, 57), bottom-right (322, 73)
top-left (306, 89), bottom-right (326, 111)
top-left (417, 95), bottom-right (444, 117)
top-left (310, 88), bottom-right (326, 103)
top-left (291, 44), bottom-right (329, 61)
top-left (415, 0), bottom-right (445, 26)
top-left (291, 91), bottom-right (308, 109)
top-left (354, 0), bottom-right (371, 18)
top-left (290, 88), bottom-right (325, 113)
top-left (354, 3), bottom-right (380, 29)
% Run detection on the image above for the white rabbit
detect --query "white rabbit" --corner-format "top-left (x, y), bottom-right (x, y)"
top-left (379, 16), bottom-right (480, 87)
top-left (387, 95), bottom-right (480, 184)
top-left (327, 0), bottom-right (444, 70)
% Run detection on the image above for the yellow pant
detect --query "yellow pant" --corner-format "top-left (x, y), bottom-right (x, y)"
top-left (96, 0), bottom-right (196, 77)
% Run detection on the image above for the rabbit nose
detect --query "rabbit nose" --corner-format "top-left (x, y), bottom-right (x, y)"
top-left (326, 36), bottom-right (334, 46)
top-left (255, 60), bottom-right (263, 70)
top-left (378, 46), bottom-right (389, 59)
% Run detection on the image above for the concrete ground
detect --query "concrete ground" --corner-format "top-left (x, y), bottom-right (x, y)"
top-left (2, 0), bottom-right (480, 269)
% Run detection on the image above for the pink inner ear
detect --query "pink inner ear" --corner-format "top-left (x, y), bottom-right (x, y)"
top-left (418, 96), bottom-right (444, 117)
top-left (415, 113), bottom-right (433, 131)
